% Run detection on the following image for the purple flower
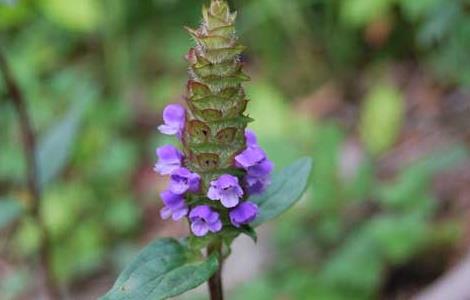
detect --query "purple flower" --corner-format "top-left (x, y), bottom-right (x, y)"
top-left (207, 174), bottom-right (244, 208)
top-left (169, 167), bottom-right (200, 194)
top-left (234, 146), bottom-right (266, 169)
top-left (246, 175), bottom-right (271, 195)
top-left (154, 145), bottom-right (183, 175)
top-left (229, 201), bottom-right (258, 227)
top-left (189, 205), bottom-right (223, 236)
top-left (246, 159), bottom-right (274, 178)
top-left (159, 190), bottom-right (188, 221)
top-left (245, 158), bottom-right (273, 195)
top-left (245, 129), bottom-right (257, 147)
top-left (158, 104), bottom-right (185, 137)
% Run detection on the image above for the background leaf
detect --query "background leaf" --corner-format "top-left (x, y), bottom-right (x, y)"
top-left (36, 90), bottom-right (94, 189)
top-left (251, 157), bottom-right (313, 227)
top-left (101, 238), bottom-right (218, 300)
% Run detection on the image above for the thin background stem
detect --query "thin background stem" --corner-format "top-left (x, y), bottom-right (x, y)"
top-left (0, 50), bottom-right (60, 300)
top-left (207, 240), bottom-right (224, 300)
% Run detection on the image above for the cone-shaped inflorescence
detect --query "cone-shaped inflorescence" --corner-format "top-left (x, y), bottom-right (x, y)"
top-left (154, 0), bottom-right (273, 238)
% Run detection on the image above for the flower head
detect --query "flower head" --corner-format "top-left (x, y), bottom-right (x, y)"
top-left (158, 104), bottom-right (185, 137)
top-left (229, 201), bottom-right (258, 227)
top-left (154, 145), bottom-right (183, 175)
top-left (159, 190), bottom-right (188, 221)
top-left (169, 167), bottom-right (200, 194)
top-left (189, 205), bottom-right (223, 236)
top-left (207, 174), bottom-right (244, 208)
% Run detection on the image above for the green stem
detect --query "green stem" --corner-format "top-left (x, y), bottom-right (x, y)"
top-left (207, 240), bottom-right (224, 300)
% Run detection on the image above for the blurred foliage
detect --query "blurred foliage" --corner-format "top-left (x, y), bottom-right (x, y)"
top-left (359, 83), bottom-right (404, 155)
top-left (232, 123), bottom-right (467, 299)
top-left (1, 0), bottom-right (469, 298)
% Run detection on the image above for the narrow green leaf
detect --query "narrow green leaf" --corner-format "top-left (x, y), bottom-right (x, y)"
top-left (251, 157), bottom-right (313, 227)
top-left (101, 238), bottom-right (218, 300)
top-left (240, 225), bottom-right (257, 242)
top-left (36, 92), bottom-right (93, 189)
top-left (0, 198), bottom-right (23, 230)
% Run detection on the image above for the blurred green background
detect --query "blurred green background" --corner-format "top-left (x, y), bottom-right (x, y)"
top-left (1, 0), bottom-right (470, 299)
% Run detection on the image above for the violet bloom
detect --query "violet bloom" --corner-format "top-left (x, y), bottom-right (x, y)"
top-left (159, 190), bottom-right (188, 221)
top-left (234, 146), bottom-right (266, 169)
top-left (158, 104), bottom-right (185, 137)
top-left (169, 167), bottom-right (200, 194)
top-left (245, 159), bottom-right (273, 195)
top-left (154, 145), bottom-right (183, 175)
top-left (207, 174), bottom-right (244, 208)
top-left (246, 159), bottom-right (274, 178)
top-left (235, 129), bottom-right (274, 195)
top-left (189, 205), bottom-right (223, 236)
top-left (245, 129), bottom-right (257, 147)
top-left (246, 175), bottom-right (271, 195)
top-left (229, 201), bottom-right (258, 227)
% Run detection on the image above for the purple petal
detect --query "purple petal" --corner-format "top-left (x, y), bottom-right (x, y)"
top-left (158, 124), bottom-right (179, 135)
top-left (234, 147), bottom-right (266, 169)
top-left (169, 180), bottom-right (189, 194)
top-left (245, 129), bottom-right (258, 147)
top-left (172, 206), bottom-right (189, 221)
top-left (247, 159), bottom-right (274, 178)
top-left (229, 201), bottom-right (258, 227)
top-left (207, 175), bottom-right (243, 208)
top-left (191, 219), bottom-right (209, 236)
top-left (160, 206), bottom-right (172, 220)
top-left (189, 205), bottom-right (213, 221)
top-left (246, 175), bottom-right (270, 195)
top-left (219, 191), bottom-right (240, 208)
top-left (207, 185), bottom-right (221, 201)
top-left (169, 168), bottom-right (200, 194)
top-left (160, 190), bottom-right (184, 208)
top-left (154, 145), bottom-right (183, 175)
top-left (205, 210), bottom-right (220, 224)
top-left (208, 219), bottom-right (223, 233)
top-left (216, 174), bottom-right (240, 188)
top-left (163, 104), bottom-right (185, 125)
top-left (158, 104), bottom-right (185, 136)
top-left (189, 205), bottom-right (221, 232)
top-left (188, 173), bottom-right (201, 193)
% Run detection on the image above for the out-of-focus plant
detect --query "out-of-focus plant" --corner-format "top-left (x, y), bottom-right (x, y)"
top-left (0, 50), bottom-right (94, 299)
top-left (230, 121), bottom-right (468, 299)
top-left (101, 1), bottom-right (312, 300)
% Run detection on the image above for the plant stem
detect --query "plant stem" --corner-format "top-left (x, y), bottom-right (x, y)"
top-left (207, 241), bottom-right (224, 300)
top-left (0, 50), bottom-right (61, 300)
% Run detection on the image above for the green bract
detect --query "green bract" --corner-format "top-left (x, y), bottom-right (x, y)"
top-left (183, 0), bottom-right (251, 193)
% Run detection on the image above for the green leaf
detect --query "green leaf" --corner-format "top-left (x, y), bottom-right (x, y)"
top-left (36, 94), bottom-right (92, 189)
top-left (250, 157), bottom-right (313, 227)
top-left (101, 238), bottom-right (218, 300)
top-left (0, 198), bottom-right (23, 230)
